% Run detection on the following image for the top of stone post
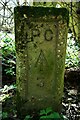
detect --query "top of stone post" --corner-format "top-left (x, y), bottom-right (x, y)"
top-left (14, 6), bottom-right (69, 25)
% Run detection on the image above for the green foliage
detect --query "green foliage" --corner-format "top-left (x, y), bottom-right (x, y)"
top-left (24, 107), bottom-right (68, 120)
top-left (39, 107), bottom-right (62, 119)
top-left (65, 33), bottom-right (79, 68)
top-left (1, 33), bottom-right (16, 76)
top-left (24, 115), bottom-right (32, 120)
top-left (1, 84), bottom-right (17, 120)
top-left (2, 112), bottom-right (8, 119)
top-left (0, 84), bottom-right (16, 102)
top-left (40, 107), bottom-right (52, 116)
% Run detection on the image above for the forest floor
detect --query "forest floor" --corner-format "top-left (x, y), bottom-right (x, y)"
top-left (1, 68), bottom-right (80, 120)
top-left (62, 81), bottom-right (80, 120)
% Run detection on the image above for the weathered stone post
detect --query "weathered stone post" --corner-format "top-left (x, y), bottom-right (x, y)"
top-left (14, 6), bottom-right (69, 117)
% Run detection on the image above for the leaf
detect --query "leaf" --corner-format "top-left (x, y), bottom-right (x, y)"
top-left (40, 109), bottom-right (46, 115)
top-left (46, 107), bottom-right (53, 114)
top-left (0, 94), bottom-right (9, 102)
top-left (40, 116), bottom-right (48, 118)
top-left (62, 115), bottom-right (69, 120)
top-left (46, 113), bottom-right (55, 118)
top-left (2, 112), bottom-right (8, 119)
top-left (24, 115), bottom-right (31, 120)
top-left (40, 113), bottom-right (61, 120)
top-left (40, 115), bottom-right (51, 120)
top-left (52, 112), bottom-right (61, 118)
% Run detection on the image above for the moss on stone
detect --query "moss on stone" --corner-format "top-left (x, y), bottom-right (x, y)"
top-left (14, 6), bottom-right (69, 25)
top-left (14, 6), bottom-right (69, 117)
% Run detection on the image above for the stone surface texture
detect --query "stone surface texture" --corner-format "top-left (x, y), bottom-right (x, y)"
top-left (14, 6), bottom-right (69, 115)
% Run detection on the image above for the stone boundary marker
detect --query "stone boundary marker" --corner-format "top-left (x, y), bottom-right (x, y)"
top-left (14, 6), bottom-right (69, 117)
